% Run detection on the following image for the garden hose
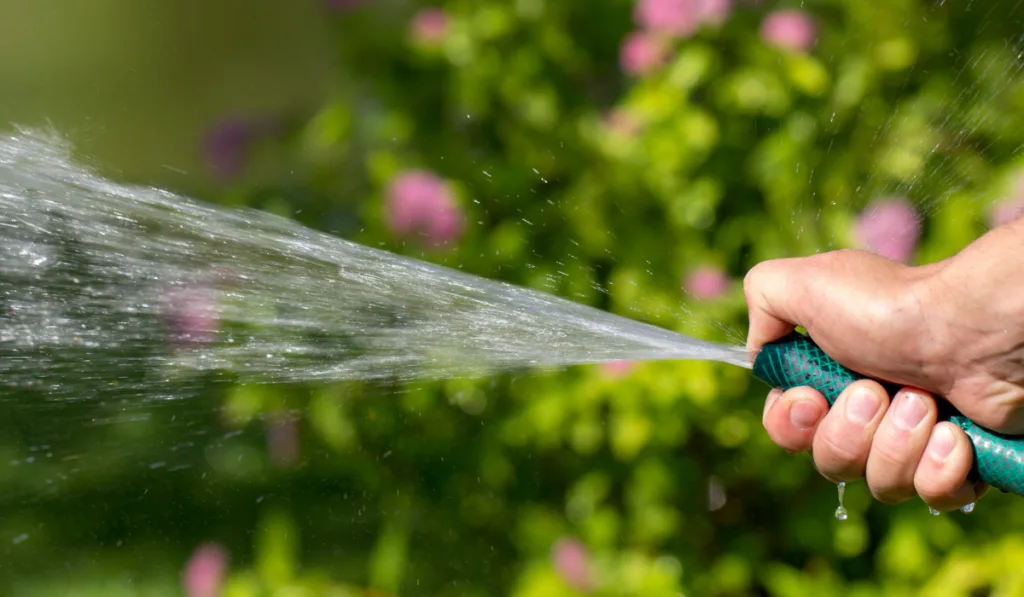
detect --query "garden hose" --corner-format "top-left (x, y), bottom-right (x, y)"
top-left (753, 332), bottom-right (1024, 497)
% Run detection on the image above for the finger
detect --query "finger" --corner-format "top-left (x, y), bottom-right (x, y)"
top-left (743, 258), bottom-right (805, 353)
top-left (913, 422), bottom-right (977, 511)
top-left (763, 388), bottom-right (782, 425)
top-left (864, 388), bottom-right (937, 504)
top-left (762, 386), bottom-right (829, 453)
top-left (810, 379), bottom-right (890, 482)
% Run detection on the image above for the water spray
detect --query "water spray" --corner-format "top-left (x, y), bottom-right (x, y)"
top-left (2, 127), bottom-right (1022, 497)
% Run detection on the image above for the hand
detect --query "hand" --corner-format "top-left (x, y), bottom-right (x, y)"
top-left (744, 222), bottom-right (1024, 510)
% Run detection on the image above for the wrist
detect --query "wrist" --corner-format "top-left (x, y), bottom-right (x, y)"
top-left (902, 258), bottom-right (958, 383)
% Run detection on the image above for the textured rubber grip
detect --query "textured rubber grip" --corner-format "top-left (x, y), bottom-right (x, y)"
top-left (752, 331), bottom-right (1024, 497)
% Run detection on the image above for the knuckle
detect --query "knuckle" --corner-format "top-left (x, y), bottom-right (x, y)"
top-left (869, 485), bottom-right (912, 505)
top-left (866, 452), bottom-right (916, 504)
top-left (814, 428), bottom-right (868, 477)
top-left (827, 247), bottom-right (870, 261)
top-left (869, 441), bottom-right (911, 472)
top-left (871, 419), bottom-right (915, 454)
top-left (914, 467), bottom-right (964, 501)
top-left (765, 420), bottom-right (810, 453)
top-left (811, 248), bottom-right (858, 271)
top-left (742, 262), bottom-right (771, 299)
top-left (743, 258), bottom-right (797, 300)
top-left (915, 482), bottom-right (952, 503)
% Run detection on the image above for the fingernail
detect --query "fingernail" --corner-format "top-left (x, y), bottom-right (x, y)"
top-left (845, 386), bottom-right (881, 425)
top-left (927, 426), bottom-right (956, 461)
top-left (893, 392), bottom-right (928, 430)
top-left (789, 400), bottom-right (821, 429)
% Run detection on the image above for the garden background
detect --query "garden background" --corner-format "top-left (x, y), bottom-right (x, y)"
top-left (3, 0), bottom-right (1024, 595)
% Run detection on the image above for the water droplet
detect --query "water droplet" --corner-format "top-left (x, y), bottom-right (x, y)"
top-left (960, 502), bottom-right (975, 514)
top-left (929, 507), bottom-right (941, 516)
top-left (834, 481), bottom-right (848, 520)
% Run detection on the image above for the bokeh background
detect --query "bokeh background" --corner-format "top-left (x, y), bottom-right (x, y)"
top-left (4, 0), bottom-right (1024, 595)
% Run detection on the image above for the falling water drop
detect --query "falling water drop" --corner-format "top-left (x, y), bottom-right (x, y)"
top-left (834, 481), bottom-right (848, 521)
top-left (960, 502), bottom-right (975, 514)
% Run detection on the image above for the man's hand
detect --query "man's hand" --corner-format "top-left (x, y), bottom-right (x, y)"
top-left (744, 223), bottom-right (1024, 510)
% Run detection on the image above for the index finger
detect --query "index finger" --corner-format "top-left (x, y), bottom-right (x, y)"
top-left (743, 257), bottom-right (808, 353)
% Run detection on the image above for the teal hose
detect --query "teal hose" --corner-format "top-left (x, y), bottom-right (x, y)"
top-left (753, 332), bottom-right (1024, 497)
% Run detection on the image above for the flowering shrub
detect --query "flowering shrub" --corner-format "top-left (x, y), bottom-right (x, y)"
top-left (853, 198), bottom-right (922, 263)
top-left (384, 169), bottom-right (465, 248)
top-left (182, 543), bottom-right (228, 597)
top-left (7, 1), bottom-right (1024, 596)
top-left (760, 9), bottom-right (816, 52)
top-left (183, 3), bottom-right (1024, 593)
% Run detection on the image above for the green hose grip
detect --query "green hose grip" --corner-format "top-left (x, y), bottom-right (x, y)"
top-left (752, 331), bottom-right (1024, 497)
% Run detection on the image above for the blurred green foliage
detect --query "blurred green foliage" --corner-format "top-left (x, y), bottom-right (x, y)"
top-left (5, 0), bottom-right (1024, 596)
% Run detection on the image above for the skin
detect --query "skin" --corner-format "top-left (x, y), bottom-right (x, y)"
top-left (744, 217), bottom-right (1024, 511)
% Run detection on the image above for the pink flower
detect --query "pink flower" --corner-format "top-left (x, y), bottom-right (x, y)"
top-left (602, 360), bottom-right (636, 377)
top-left (760, 9), bottom-right (816, 52)
top-left (411, 8), bottom-right (448, 44)
top-left (989, 174), bottom-right (1024, 228)
top-left (854, 198), bottom-right (921, 262)
top-left (990, 197), bottom-right (1024, 228)
top-left (605, 109), bottom-right (642, 137)
top-left (696, 0), bottom-right (732, 26)
top-left (684, 266), bottom-right (730, 300)
top-left (267, 414), bottom-right (299, 468)
top-left (620, 32), bottom-right (668, 76)
top-left (182, 543), bottom-right (227, 597)
top-left (203, 119), bottom-right (252, 181)
top-left (164, 283), bottom-right (219, 347)
top-left (202, 115), bottom-right (280, 181)
top-left (551, 538), bottom-right (593, 592)
top-left (385, 170), bottom-right (465, 248)
top-left (634, 0), bottom-right (699, 37)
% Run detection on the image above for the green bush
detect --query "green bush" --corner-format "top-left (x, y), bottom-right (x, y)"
top-left (6, 1), bottom-right (1024, 596)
